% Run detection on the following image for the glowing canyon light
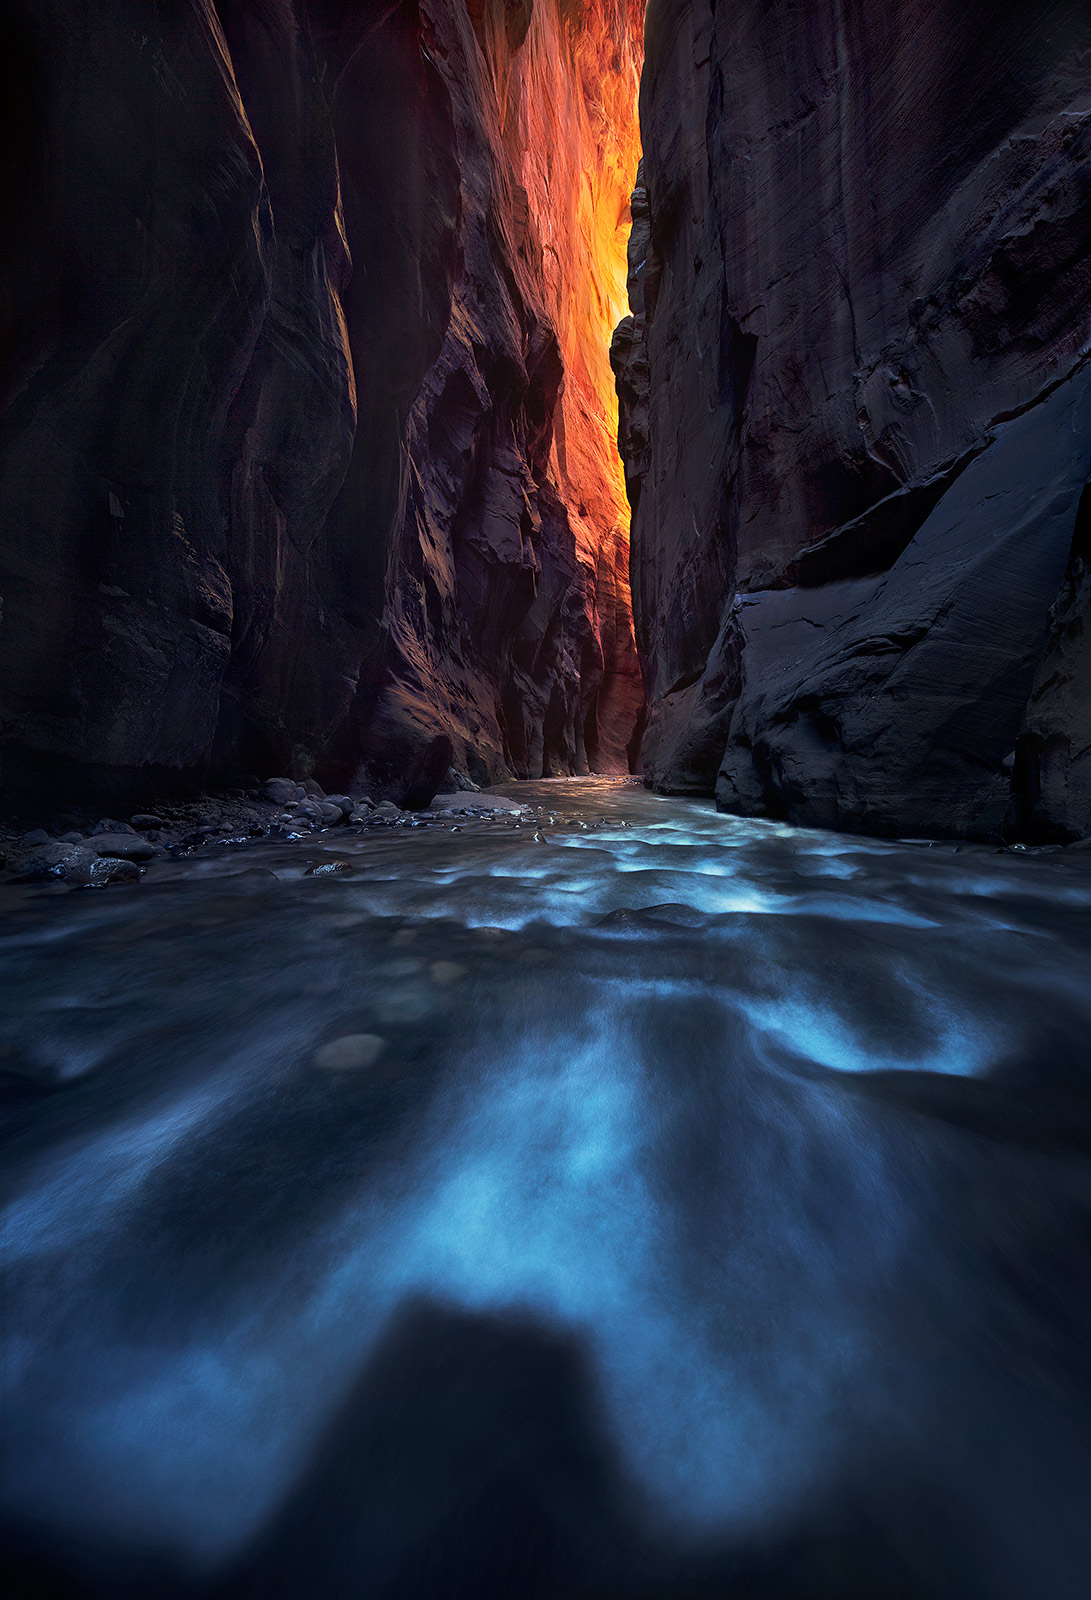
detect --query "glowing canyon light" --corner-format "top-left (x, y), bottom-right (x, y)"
top-left (496, 0), bottom-right (645, 563)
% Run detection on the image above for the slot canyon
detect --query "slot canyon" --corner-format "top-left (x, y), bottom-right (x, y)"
top-left (2, 4), bottom-right (1091, 1599)
top-left (0, 0), bottom-right (646, 807)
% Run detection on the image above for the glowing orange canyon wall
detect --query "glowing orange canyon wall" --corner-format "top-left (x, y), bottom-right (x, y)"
top-left (498, 1), bottom-right (644, 559)
top-left (462, 0), bottom-right (647, 770)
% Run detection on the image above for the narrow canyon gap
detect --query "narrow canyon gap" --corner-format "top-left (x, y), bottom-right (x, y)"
top-left (3, 5), bottom-right (1091, 1600)
top-left (0, 0), bottom-right (645, 808)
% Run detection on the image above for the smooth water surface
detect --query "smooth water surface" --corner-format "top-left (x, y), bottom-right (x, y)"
top-left (3, 779), bottom-right (1091, 1597)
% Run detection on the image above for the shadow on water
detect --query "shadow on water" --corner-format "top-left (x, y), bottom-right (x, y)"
top-left (5, 1299), bottom-right (988, 1600)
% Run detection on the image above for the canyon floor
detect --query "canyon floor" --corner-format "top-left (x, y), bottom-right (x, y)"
top-left (2, 778), bottom-right (1091, 1597)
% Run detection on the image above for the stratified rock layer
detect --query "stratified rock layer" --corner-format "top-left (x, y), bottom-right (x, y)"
top-left (616, 0), bottom-right (1091, 838)
top-left (0, 0), bottom-right (643, 808)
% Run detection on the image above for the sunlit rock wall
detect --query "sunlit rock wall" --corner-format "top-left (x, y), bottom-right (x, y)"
top-left (617, 0), bottom-right (1091, 839)
top-left (0, 0), bottom-right (644, 807)
top-left (344, 0), bottom-right (645, 794)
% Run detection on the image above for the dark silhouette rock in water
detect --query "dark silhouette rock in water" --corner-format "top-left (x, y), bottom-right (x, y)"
top-left (0, 1300), bottom-right (990, 1599)
top-left (614, 0), bottom-right (1091, 840)
top-left (221, 1300), bottom-right (987, 1600)
top-left (222, 1301), bottom-right (647, 1599)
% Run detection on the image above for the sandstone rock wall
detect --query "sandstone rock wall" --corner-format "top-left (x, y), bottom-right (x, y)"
top-left (617, 0), bottom-right (1091, 839)
top-left (0, 0), bottom-right (643, 808)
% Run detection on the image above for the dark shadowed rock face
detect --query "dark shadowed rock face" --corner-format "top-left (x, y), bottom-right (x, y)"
top-left (617, 0), bottom-right (1091, 838)
top-left (0, 0), bottom-right (642, 811)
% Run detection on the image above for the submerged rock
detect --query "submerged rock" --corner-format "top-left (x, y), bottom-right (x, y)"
top-left (305, 860), bottom-right (355, 877)
top-left (312, 1035), bottom-right (386, 1072)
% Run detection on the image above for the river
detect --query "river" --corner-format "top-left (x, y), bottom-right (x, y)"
top-left (2, 778), bottom-right (1090, 1598)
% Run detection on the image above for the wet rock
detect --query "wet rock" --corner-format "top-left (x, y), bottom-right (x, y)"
top-left (305, 860), bottom-right (354, 877)
top-left (89, 835), bottom-right (156, 863)
top-left (61, 848), bottom-right (139, 888)
top-left (430, 793), bottom-right (529, 815)
top-left (444, 768), bottom-right (481, 792)
top-left (98, 858), bottom-right (142, 885)
top-left (312, 1034), bottom-right (386, 1072)
top-left (54, 846), bottom-right (103, 887)
top-left (11, 842), bottom-right (73, 880)
top-left (263, 779), bottom-right (298, 806)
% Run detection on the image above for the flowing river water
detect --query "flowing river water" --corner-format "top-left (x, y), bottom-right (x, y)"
top-left (2, 778), bottom-right (1091, 1598)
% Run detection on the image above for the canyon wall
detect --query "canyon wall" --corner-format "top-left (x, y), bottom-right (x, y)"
top-left (0, 0), bottom-right (643, 808)
top-left (615, 0), bottom-right (1091, 840)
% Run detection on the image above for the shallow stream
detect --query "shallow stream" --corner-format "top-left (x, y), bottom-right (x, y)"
top-left (3, 778), bottom-right (1091, 1597)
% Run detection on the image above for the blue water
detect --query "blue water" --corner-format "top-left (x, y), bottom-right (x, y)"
top-left (2, 779), bottom-right (1090, 1597)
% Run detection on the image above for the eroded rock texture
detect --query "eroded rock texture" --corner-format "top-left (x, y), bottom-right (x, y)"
top-left (616, 0), bottom-right (1091, 838)
top-left (0, 0), bottom-right (643, 808)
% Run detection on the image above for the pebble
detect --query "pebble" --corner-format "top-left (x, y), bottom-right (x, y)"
top-left (312, 1034), bottom-right (385, 1071)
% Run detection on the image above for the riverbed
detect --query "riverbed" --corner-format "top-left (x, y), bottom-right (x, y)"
top-left (3, 778), bottom-right (1090, 1597)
